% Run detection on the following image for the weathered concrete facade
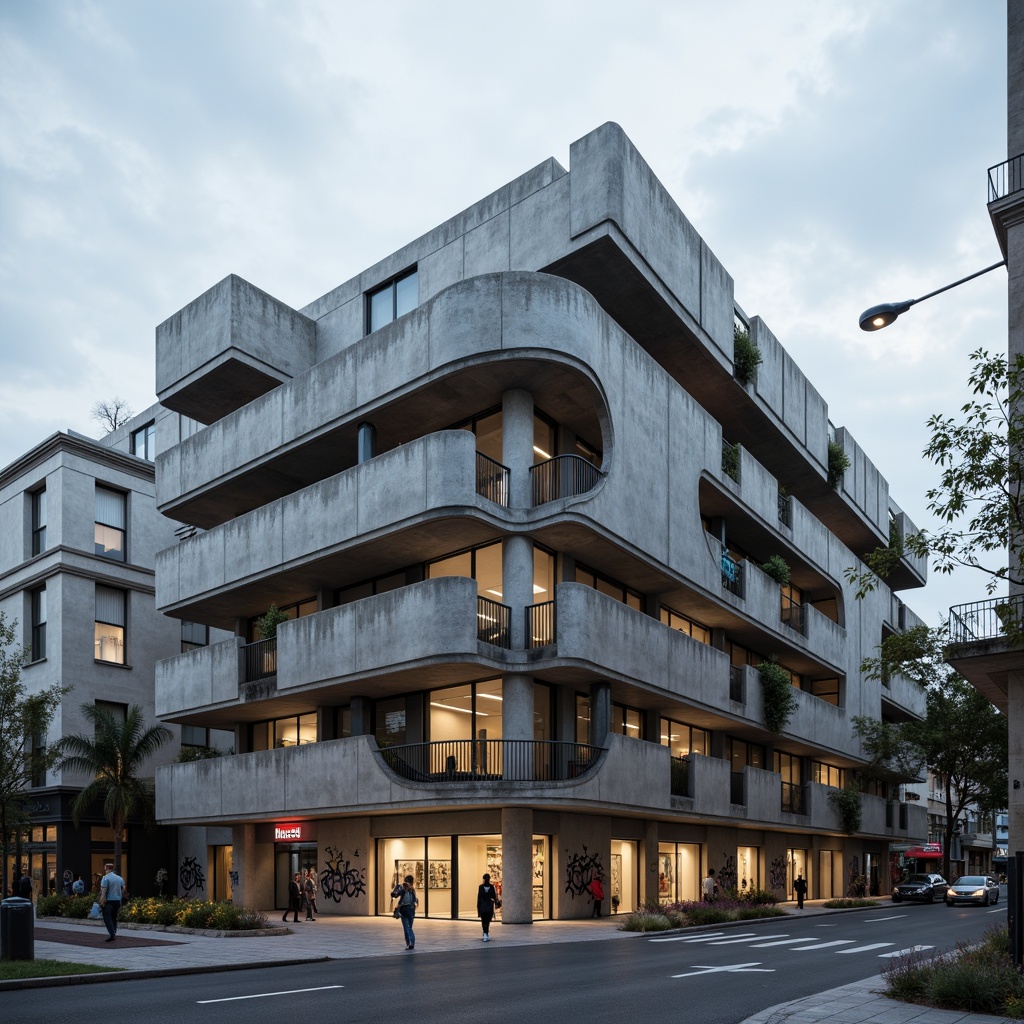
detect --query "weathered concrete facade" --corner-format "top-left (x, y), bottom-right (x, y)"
top-left (153, 124), bottom-right (928, 920)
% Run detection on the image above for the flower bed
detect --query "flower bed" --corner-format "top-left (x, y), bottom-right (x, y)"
top-left (619, 897), bottom-right (784, 932)
top-left (36, 894), bottom-right (269, 932)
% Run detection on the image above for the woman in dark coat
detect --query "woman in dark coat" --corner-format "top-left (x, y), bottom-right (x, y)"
top-left (477, 872), bottom-right (500, 941)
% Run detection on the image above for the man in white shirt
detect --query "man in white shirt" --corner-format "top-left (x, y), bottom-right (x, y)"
top-left (702, 867), bottom-right (717, 902)
top-left (100, 862), bottom-right (125, 941)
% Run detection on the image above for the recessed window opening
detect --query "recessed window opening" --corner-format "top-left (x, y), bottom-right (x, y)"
top-left (366, 267), bottom-right (418, 334)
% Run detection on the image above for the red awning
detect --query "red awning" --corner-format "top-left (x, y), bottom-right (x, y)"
top-left (904, 848), bottom-right (942, 859)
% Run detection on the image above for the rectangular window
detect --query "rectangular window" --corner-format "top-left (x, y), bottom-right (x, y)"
top-left (181, 621), bottom-right (209, 653)
top-left (774, 751), bottom-right (802, 784)
top-left (94, 700), bottom-right (128, 732)
top-left (729, 737), bottom-right (766, 771)
top-left (130, 421), bottom-right (156, 461)
top-left (181, 725), bottom-right (209, 747)
top-left (95, 585), bottom-right (126, 664)
top-left (612, 702), bottom-right (643, 738)
top-left (30, 587), bottom-right (46, 662)
top-left (366, 267), bottom-right (418, 333)
top-left (809, 678), bottom-right (841, 706)
top-left (659, 606), bottom-right (712, 646)
top-left (95, 486), bottom-right (126, 561)
top-left (812, 762), bottom-right (844, 788)
top-left (30, 729), bottom-right (46, 787)
top-left (575, 693), bottom-right (590, 745)
top-left (660, 717), bottom-right (709, 757)
top-left (31, 488), bottom-right (46, 556)
top-left (575, 563), bottom-right (643, 611)
top-left (179, 415), bottom-right (203, 441)
top-left (245, 598), bottom-right (317, 642)
top-left (250, 713), bottom-right (318, 750)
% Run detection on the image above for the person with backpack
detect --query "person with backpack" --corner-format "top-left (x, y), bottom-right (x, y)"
top-left (476, 873), bottom-right (500, 941)
top-left (392, 875), bottom-right (418, 950)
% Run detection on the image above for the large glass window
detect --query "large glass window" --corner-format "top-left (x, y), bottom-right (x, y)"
top-left (181, 621), bottom-right (209, 653)
top-left (454, 407), bottom-right (569, 468)
top-left (95, 486), bottom-right (126, 562)
top-left (30, 587), bottom-right (46, 663)
top-left (375, 697), bottom-right (409, 748)
top-left (660, 717), bottom-right (709, 757)
top-left (367, 268), bottom-right (418, 333)
top-left (812, 761), bottom-right (845, 788)
top-left (611, 702), bottom-right (643, 739)
top-left (94, 585), bottom-right (126, 664)
top-left (728, 737), bottom-right (765, 771)
top-left (658, 842), bottom-right (701, 904)
top-left (575, 693), bottom-right (590, 745)
top-left (659, 606), bottom-right (711, 646)
top-left (428, 542), bottom-right (502, 597)
top-left (31, 487), bottom-right (46, 556)
top-left (575, 563), bottom-right (642, 611)
top-left (130, 421), bottom-right (156, 461)
top-left (336, 570), bottom-right (408, 607)
top-left (246, 598), bottom-right (317, 641)
top-left (251, 713), bottom-right (317, 751)
top-left (430, 679), bottom-right (503, 743)
top-left (181, 725), bottom-right (209, 748)
top-left (808, 678), bottom-right (841, 706)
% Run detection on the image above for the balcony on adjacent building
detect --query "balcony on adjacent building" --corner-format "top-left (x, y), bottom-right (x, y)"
top-left (946, 594), bottom-right (1024, 714)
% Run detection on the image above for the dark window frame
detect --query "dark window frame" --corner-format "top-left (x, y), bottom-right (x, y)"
top-left (130, 421), bottom-right (156, 461)
top-left (365, 266), bottom-right (418, 334)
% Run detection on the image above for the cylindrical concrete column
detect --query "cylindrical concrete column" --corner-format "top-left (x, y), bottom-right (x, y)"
top-left (589, 681), bottom-right (612, 747)
top-left (502, 673), bottom-right (534, 780)
top-left (501, 806), bottom-right (533, 924)
top-left (502, 388), bottom-right (534, 510)
top-left (503, 534), bottom-right (533, 650)
top-left (357, 421), bottom-right (376, 464)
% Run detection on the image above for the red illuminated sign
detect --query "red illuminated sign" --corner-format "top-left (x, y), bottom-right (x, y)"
top-left (274, 824), bottom-right (304, 842)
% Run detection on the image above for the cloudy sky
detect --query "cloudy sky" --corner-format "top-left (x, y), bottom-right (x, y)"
top-left (0, 1), bottom-right (1008, 626)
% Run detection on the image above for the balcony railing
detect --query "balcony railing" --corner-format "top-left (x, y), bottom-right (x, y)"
top-left (781, 781), bottom-right (807, 815)
top-left (244, 636), bottom-right (277, 682)
top-left (777, 492), bottom-right (791, 528)
top-left (670, 755), bottom-right (691, 797)
top-left (378, 740), bottom-right (601, 783)
top-left (899, 802), bottom-right (909, 830)
top-left (722, 553), bottom-right (744, 597)
top-left (949, 594), bottom-right (1024, 644)
top-left (729, 665), bottom-right (745, 703)
top-left (886, 801), bottom-right (894, 828)
top-left (477, 596), bottom-right (511, 648)
top-left (730, 771), bottom-right (745, 805)
top-left (476, 452), bottom-right (509, 506)
top-left (781, 595), bottom-right (806, 635)
top-left (526, 600), bottom-right (556, 649)
top-left (988, 153), bottom-right (1024, 203)
top-left (530, 455), bottom-right (602, 506)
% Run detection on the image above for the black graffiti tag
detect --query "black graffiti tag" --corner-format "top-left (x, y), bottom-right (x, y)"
top-left (320, 845), bottom-right (367, 901)
top-left (564, 844), bottom-right (604, 898)
top-left (180, 855), bottom-right (206, 897)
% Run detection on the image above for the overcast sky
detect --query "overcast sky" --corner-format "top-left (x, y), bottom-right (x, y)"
top-left (0, 1), bottom-right (1009, 627)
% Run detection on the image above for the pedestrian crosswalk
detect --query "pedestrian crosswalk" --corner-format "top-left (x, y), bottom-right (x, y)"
top-left (650, 930), bottom-right (933, 960)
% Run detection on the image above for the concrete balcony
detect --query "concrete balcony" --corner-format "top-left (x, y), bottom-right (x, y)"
top-left (154, 731), bottom-right (670, 826)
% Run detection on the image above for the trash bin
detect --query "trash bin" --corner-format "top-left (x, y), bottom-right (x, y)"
top-left (0, 897), bottom-right (34, 961)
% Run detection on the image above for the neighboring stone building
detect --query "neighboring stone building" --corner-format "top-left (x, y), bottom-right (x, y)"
top-left (0, 405), bottom-right (231, 899)
top-left (152, 123), bottom-right (930, 919)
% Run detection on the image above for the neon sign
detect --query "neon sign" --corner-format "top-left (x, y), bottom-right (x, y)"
top-left (274, 824), bottom-right (304, 841)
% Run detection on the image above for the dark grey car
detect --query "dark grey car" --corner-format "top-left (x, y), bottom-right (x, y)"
top-left (892, 872), bottom-right (948, 903)
top-left (946, 875), bottom-right (1000, 906)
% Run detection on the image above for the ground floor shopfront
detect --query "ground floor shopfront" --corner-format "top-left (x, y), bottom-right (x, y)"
top-left (183, 809), bottom-right (891, 917)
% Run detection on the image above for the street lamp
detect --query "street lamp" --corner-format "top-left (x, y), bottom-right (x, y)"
top-left (858, 259), bottom-right (1006, 331)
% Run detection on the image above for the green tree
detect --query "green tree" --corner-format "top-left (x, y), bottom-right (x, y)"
top-left (56, 704), bottom-right (172, 876)
top-left (0, 613), bottom-right (65, 898)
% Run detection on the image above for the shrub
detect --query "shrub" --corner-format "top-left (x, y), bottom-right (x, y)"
top-left (733, 325), bottom-right (762, 386)
top-left (759, 555), bottom-right (790, 587)
top-left (180, 901), bottom-right (218, 930)
top-left (822, 898), bottom-right (878, 908)
top-left (828, 783), bottom-right (863, 835)
top-left (827, 439), bottom-right (851, 488)
top-left (684, 905), bottom-right (732, 925)
top-left (620, 912), bottom-right (674, 932)
top-left (155, 901), bottom-right (184, 927)
top-left (758, 658), bottom-right (798, 733)
top-left (928, 947), bottom-right (1024, 1014)
top-left (882, 947), bottom-right (933, 1002)
top-left (735, 887), bottom-right (778, 906)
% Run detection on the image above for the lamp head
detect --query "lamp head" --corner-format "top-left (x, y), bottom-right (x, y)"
top-left (858, 300), bottom-right (914, 331)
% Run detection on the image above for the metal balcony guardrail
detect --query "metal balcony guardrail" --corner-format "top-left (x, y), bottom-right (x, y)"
top-left (781, 596), bottom-right (806, 636)
top-left (722, 553), bottom-right (744, 598)
top-left (476, 452), bottom-right (509, 506)
top-left (781, 781), bottom-right (807, 815)
top-left (526, 600), bottom-right (556, 649)
top-left (988, 154), bottom-right (1024, 203)
top-left (949, 594), bottom-right (1024, 644)
top-left (730, 771), bottom-right (745, 805)
top-left (729, 665), bottom-right (745, 703)
top-left (670, 755), bottom-right (691, 797)
top-left (244, 636), bottom-right (277, 682)
top-left (378, 739), bottom-right (601, 783)
top-left (777, 492), bottom-right (791, 528)
top-left (530, 454), bottom-right (602, 506)
top-left (477, 596), bottom-right (511, 648)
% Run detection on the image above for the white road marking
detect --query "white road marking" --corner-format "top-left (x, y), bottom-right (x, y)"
top-left (650, 931), bottom-right (725, 943)
top-left (750, 938), bottom-right (812, 948)
top-left (879, 946), bottom-right (934, 958)
top-left (709, 934), bottom-right (789, 945)
top-left (790, 940), bottom-right (857, 951)
top-left (988, 907), bottom-right (1005, 914)
top-left (865, 915), bottom-right (907, 922)
top-left (672, 962), bottom-right (775, 979)
top-left (837, 943), bottom-right (894, 954)
top-left (197, 986), bottom-right (344, 1004)
top-left (677, 932), bottom-right (758, 944)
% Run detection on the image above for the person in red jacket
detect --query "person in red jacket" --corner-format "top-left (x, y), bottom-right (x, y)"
top-left (587, 874), bottom-right (605, 918)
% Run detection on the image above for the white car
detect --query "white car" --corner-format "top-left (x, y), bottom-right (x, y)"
top-left (945, 875), bottom-right (1000, 906)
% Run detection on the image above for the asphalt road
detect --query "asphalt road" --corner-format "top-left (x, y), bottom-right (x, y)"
top-left (3, 901), bottom-right (1004, 1024)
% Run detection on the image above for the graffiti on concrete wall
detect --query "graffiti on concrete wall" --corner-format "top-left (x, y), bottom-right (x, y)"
top-left (769, 855), bottom-right (787, 891)
top-left (319, 846), bottom-right (367, 901)
top-left (179, 855), bottom-right (206, 897)
top-left (717, 854), bottom-right (737, 893)
top-left (564, 844), bottom-right (604, 898)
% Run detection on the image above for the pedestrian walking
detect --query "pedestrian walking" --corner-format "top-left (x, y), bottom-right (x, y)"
top-left (304, 867), bottom-right (318, 920)
top-left (477, 872), bottom-right (500, 940)
top-left (99, 862), bottom-right (125, 941)
top-left (702, 867), bottom-right (717, 902)
top-left (793, 873), bottom-right (807, 909)
top-left (587, 874), bottom-right (605, 917)
top-left (283, 872), bottom-right (302, 923)
top-left (393, 874), bottom-right (418, 950)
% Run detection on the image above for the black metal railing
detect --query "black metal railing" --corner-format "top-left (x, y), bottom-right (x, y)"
top-left (476, 452), bottom-right (509, 506)
top-left (781, 595), bottom-right (806, 635)
top-left (671, 755), bottom-right (691, 797)
top-left (244, 636), bottom-right (277, 682)
top-left (526, 600), bottom-right (556, 649)
top-left (777, 492), bottom-right (791, 528)
top-left (949, 594), bottom-right (1024, 643)
top-left (730, 771), bottom-right (745, 805)
top-left (477, 596), bottom-right (511, 648)
top-left (722, 441), bottom-right (741, 483)
top-left (530, 455), bottom-right (602, 506)
top-left (899, 802), bottom-right (909, 830)
top-left (989, 153), bottom-right (1024, 203)
top-left (378, 740), bottom-right (601, 783)
top-left (885, 801), bottom-right (894, 828)
top-left (729, 665), bottom-right (745, 703)
top-left (781, 781), bottom-right (807, 815)
top-left (722, 553), bottom-right (744, 597)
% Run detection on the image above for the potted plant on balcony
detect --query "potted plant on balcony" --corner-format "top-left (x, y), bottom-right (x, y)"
top-left (827, 439), bottom-right (851, 489)
top-left (760, 555), bottom-right (791, 587)
top-left (255, 604), bottom-right (289, 640)
top-left (733, 323), bottom-right (762, 387)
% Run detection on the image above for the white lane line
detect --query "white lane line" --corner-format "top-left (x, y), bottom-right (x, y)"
top-left (879, 946), bottom-right (934, 958)
top-left (750, 938), bottom-right (813, 948)
top-left (198, 986), bottom-right (344, 1004)
top-left (865, 915), bottom-right (907, 922)
top-left (672, 962), bottom-right (775, 979)
top-left (677, 932), bottom-right (758, 944)
top-left (709, 934), bottom-right (789, 945)
top-left (988, 907), bottom-right (1006, 914)
top-left (837, 943), bottom-right (894, 955)
top-left (650, 931), bottom-right (725, 943)
top-left (790, 940), bottom-right (857, 951)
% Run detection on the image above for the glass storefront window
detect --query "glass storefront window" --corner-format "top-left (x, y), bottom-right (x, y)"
top-left (657, 842), bottom-right (700, 903)
top-left (736, 846), bottom-right (759, 892)
top-left (610, 840), bottom-right (636, 914)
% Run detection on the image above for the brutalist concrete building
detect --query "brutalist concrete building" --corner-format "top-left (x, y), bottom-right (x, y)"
top-left (153, 123), bottom-right (929, 920)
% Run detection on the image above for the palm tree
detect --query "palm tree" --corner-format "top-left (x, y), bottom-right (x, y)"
top-left (57, 703), bottom-right (172, 876)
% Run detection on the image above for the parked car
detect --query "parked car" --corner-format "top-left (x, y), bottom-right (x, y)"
top-left (945, 875), bottom-right (1000, 906)
top-left (891, 873), bottom-right (948, 903)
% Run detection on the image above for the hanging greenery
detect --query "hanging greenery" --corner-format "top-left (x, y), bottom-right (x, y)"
top-left (760, 554), bottom-right (791, 587)
top-left (827, 440), bottom-right (851, 489)
top-left (758, 658), bottom-right (797, 734)
top-left (733, 324), bottom-right (762, 387)
top-left (827, 782), bottom-right (863, 835)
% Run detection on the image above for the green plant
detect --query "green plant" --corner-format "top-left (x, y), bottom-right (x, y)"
top-left (827, 439), bottom-right (851, 488)
top-left (619, 912), bottom-right (674, 932)
top-left (827, 782), bottom-right (863, 835)
top-left (684, 905), bottom-right (731, 925)
top-left (758, 658), bottom-right (798, 733)
top-left (255, 604), bottom-right (290, 640)
top-left (734, 905), bottom-right (785, 920)
top-left (721, 440), bottom-right (740, 482)
top-left (882, 946), bottom-right (933, 1002)
top-left (176, 745), bottom-right (224, 763)
top-left (759, 555), bottom-right (791, 587)
top-left (822, 897), bottom-right (879, 908)
top-left (735, 887), bottom-right (778, 905)
top-left (733, 324), bottom-right (762, 386)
